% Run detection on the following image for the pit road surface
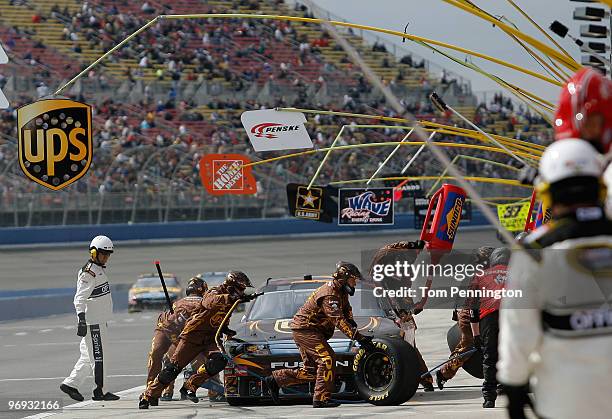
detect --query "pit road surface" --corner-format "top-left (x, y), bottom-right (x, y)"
top-left (0, 230), bottom-right (510, 418)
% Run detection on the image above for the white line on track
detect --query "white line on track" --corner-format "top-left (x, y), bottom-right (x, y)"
top-left (14, 332), bottom-right (27, 336)
top-left (23, 384), bottom-right (146, 419)
top-left (0, 374), bottom-right (146, 382)
top-left (38, 329), bottom-right (53, 333)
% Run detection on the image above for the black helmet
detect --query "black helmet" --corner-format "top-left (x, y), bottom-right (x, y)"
top-left (489, 247), bottom-right (511, 267)
top-left (186, 276), bottom-right (207, 296)
top-left (224, 271), bottom-right (253, 291)
top-left (333, 261), bottom-right (363, 281)
top-left (333, 261), bottom-right (362, 296)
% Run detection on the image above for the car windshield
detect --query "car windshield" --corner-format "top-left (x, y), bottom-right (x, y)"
top-left (135, 277), bottom-right (178, 288)
top-left (246, 288), bottom-right (387, 321)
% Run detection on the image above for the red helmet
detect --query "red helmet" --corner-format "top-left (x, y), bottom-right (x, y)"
top-left (554, 67), bottom-right (612, 153)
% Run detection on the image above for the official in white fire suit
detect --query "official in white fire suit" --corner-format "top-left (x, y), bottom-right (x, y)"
top-left (498, 139), bottom-right (612, 419)
top-left (60, 235), bottom-right (120, 402)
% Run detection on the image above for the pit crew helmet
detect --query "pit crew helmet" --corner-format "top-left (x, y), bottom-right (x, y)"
top-left (333, 261), bottom-right (363, 296)
top-left (186, 276), bottom-right (207, 296)
top-left (224, 271), bottom-right (253, 293)
top-left (89, 235), bottom-right (114, 259)
top-left (554, 67), bottom-right (612, 153)
top-left (536, 139), bottom-right (605, 208)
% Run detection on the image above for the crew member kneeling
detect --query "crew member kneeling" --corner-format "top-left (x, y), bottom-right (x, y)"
top-left (264, 262), bottom-right (375, 408)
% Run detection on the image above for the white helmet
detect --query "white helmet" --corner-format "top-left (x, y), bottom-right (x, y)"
top-left (89, 235), bottom-right (114, 254)
top-left (536, 139), bottom-right (605, 207)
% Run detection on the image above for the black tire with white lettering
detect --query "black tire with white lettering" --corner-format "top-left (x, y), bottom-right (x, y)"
top-left (353, 337), bottom-right (419, 406)
top-left (446, 323), bottom-right (483, 379)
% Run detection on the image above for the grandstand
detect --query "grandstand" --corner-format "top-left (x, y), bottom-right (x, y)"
top-left (0, 0), bottom-right (551, 227)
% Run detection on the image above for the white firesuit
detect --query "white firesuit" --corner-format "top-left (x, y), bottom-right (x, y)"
top-left (497, 215), bottom-right (612, 419)
top-left (63, 261), bottom-right (114, 390)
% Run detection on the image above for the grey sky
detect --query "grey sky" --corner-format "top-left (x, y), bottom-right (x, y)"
top-left (310, 0), bottom-right (594, 103)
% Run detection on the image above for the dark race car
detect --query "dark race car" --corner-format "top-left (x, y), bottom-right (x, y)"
top-left (223, 275), bottom-right (422, 406)
top-left (128, 273), bottom-right (182, 312)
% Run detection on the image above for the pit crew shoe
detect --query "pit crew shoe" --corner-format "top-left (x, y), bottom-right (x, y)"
top-left (263, 376), bottom-right (280, 405)
top-left (313, 400), bottom-right (341, 408)
top-left (483, 400), bottom-right (495, 408)
top-left (436, 370), bottom-right (447, 390)
top-left (160, 392), bottom-right (173, 401)
top-left (138, 395), bottom-right (149, 409)
top-left (60, 384), bottom-right (84, 402)
top-left (179, 386), bottom-right (199, 403)
top-left (92, 387), bottom-right (120, 401)
top-left (422, 381), bottom-right (435, 392)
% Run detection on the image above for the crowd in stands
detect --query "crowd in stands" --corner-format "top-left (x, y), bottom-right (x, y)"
top-left (0, 0), bottom-right (552, 215)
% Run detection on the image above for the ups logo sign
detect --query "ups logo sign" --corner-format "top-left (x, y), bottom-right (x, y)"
top-left (17, 99), bottom-right (92, 190)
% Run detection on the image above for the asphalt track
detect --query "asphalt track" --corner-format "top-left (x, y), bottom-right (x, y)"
top-left (0, 229), bottom-right (511, 418)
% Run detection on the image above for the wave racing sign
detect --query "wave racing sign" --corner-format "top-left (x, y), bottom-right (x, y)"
top-left (338, 188), bottom-right (394, 226)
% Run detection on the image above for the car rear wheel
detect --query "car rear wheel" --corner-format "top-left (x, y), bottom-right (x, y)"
top-left (353, 336), bottom-right (419, 406)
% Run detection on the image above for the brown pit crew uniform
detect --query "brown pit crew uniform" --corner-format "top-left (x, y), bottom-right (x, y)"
top-left (146, 295), bottom-right (203, 392)
top-left (368, 241), bottom-right (433, 388)
top-left (439, 308), bottom-right (473, 380)
top-left (143, 285), bottom-right (238, 399)
top-left (272, 281), bottom-right (364, 402)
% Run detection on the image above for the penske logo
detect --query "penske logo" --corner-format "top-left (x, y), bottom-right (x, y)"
top-left (445, 197), bottom-right (463, 240)
top-left (251, 122), bottom-right (300, 139)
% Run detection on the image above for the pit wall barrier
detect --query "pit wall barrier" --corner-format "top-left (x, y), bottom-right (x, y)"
top-left (0, 211), bottom-right (489, 247)
top-left (0, 284), bottom-right (131, 322)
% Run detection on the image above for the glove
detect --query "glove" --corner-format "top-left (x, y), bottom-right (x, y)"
top-left (473, 335), bottom-right (482, 353)
top-left (77, 312), bottom-right (87, 337)
top-left (503, 384), bottom-right (532, 419)
top-left (357, 335), bottom-right (376, 353)
top-left (347, 318), bottom-right (358, 328)
top-left (412, 307), bottom-right (423, 315)
top-left (222, 325), bottom-right (237, 338)
top-left (240, 293), bottom-right (258, 302)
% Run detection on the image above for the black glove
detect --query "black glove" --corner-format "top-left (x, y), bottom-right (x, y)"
top-left (77, 312), bottom-right (87, 337)
top-left (357, 335), bottom-right (376, 353)
top-left (473, 334), bottom-right (482, 353)
top-left (222, 325), bottom-right (237, 338)
top-left (412, 307), bottom-right (423, 315)
top-left (240, 293), bottom-right (258, 302)
top-left (503, 384), bottom-right (532, 419)
top-left (347, 318), bottom-right (358, 328)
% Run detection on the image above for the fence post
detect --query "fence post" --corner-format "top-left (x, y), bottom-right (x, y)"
top-left (197, 189), bottom-right (205, 221)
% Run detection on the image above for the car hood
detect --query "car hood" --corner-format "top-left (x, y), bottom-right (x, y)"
top-left (233, 316), bottom-right (401, 343)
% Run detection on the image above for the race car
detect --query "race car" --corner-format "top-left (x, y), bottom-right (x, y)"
top-left (128, 273), bottom-right (182, 312)
top-left (223, 275), bottom-right (422, 406)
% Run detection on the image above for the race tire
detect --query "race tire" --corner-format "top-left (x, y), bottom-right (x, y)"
top-left (446, 323), bottom-right (483, 379)
top-left (353, 336), bottom-right (420, 406)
